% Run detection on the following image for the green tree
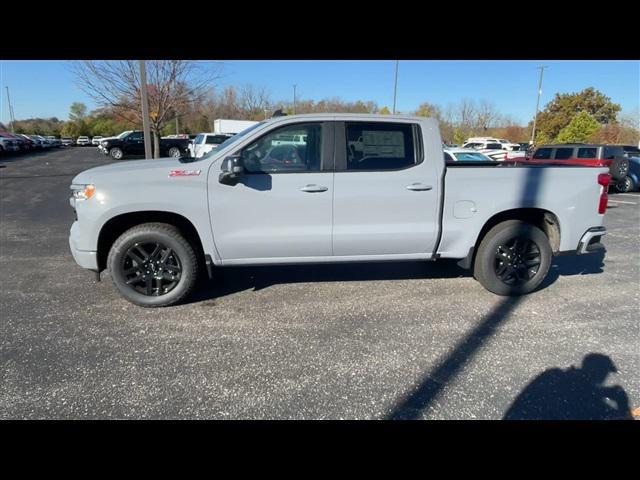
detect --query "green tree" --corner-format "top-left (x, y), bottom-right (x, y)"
top-left (61, 121), bottom-right (81, 137)
top-left (533, 87), bottom-right (621, 141)
top-left (414, 102), bottom-right (441, 119)
top-left (69, 102), bottom-right (87, 122)
top-left (555, 111), bottom-right (600, 143)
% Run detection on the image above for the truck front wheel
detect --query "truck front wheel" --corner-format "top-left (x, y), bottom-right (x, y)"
top-left (474, 220), bottom-right (552, 296)
top-left (107, 223), bottom-right (199, 307)
top-left (109, 147), bottom-right (124, 160)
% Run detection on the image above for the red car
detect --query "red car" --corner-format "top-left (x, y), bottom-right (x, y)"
top-left (514, 144), bottom-right (630, 183)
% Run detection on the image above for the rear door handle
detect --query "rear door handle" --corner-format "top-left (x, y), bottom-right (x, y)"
top-left (406, 183), bottom-right (433, 191)
top-left (300, 184), bottom-right (328, 193)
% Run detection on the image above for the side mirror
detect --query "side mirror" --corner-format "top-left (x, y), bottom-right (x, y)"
top-left (219, 155), bottom-right (244, 185)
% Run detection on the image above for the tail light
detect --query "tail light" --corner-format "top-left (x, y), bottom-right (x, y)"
top-left (598, 173), bottom-right (610, 214)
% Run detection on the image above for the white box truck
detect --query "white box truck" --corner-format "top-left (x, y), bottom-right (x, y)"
top-left (214, 119), bottom-right (259, 135)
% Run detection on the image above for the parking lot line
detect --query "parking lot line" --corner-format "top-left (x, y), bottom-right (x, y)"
top-left (608, 200), bottom-right (638, 205)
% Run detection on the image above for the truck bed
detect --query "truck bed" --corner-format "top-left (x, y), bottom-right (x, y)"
top-left (438, 163), bottom-right (609, 258)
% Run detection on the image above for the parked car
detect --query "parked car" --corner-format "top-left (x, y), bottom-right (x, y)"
top-left (444, 148), bottom-right (494, 162)
top-left (39, 135), bottom-right (55, 148)
top-left (16, 134), bottom-right (37, 151)
top-left (91, 136), bottom-right (104, 146)
top-left (621, 145), bottom-right (640, 158)
top-left (462, 141), bottom-right (522, 161)
top-left (45, 136), bottom-right (61, 147)
top-left (0, 131), bottom-right (21, 153)
top-left (27, 135), bottom-right (47, 149)
top-left (98, 130), bottom-right (190, 159)
top-left (522, 144), bottom-right (630, 183)
top-left (465, 137), bottom-right (521, 151)
top-left (77, 136), bottom-right (91, 146)
top-left (188, 133), bottom-right (233, 158)
top-left (0, 131), bottom-right (30, 152)
top-left (61, 137), bottom-right (74, 147)
top-left (69, 114), bottom-right (609, 307)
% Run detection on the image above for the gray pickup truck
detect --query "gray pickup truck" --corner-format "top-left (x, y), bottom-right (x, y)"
top-left (69, 114), bottom-right (609, 307)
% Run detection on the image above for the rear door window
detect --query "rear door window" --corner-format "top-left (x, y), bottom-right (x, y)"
top-left (554, 148), bottom-right (574, 160)
top-left (577, 147), bottom-right (597, 158)
top-left (533, 148), bottom-right (552, 159)
top-left (344, 122), bottom-right (417, 171)
top-left (485, 143), bottom-right (502, 150)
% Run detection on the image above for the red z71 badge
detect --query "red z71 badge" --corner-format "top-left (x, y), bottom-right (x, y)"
top-left (169, 169), bottom-right (201, 177)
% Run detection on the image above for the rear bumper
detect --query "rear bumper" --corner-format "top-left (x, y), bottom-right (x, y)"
top-left (577, 227), bottom-right (606, 254)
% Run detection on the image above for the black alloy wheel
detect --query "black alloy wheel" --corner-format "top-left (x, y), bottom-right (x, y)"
top-left (122, 241), bottom-right (183, 296)
top-left (494, 237), bottom-right (541, 286)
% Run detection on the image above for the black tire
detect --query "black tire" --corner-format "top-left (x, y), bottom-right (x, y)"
top-left (109, 147), bottom-right (124, 160)
top-left (610, 155), bottom-right (629, 182)
top-left (474, 220), bottom-right (552, 296)
top-left (614, 175), bottom-right (634, 193)
top-left (107, 222), bottom-right (199, 307)
top-left (168, 147), bottom-right (181, 158)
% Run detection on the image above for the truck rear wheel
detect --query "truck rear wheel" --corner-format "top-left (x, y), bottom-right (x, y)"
top-left (107, 223), bottom-right (199, 307)
top-left (474, 220), bottom-right (552, 296)
top-left (168, 147), bottom-right (182, 158)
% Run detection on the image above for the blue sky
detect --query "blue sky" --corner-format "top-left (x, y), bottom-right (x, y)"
top-left (1, 60), bottom-right (638, 125)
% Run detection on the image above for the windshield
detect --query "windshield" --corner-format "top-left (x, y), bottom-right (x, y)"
top-left (199, 122), bottom-right (266, 161)
top-left (117, 131), bottom-right (133, 139)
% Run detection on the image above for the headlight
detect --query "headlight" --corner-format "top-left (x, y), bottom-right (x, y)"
top-left (70, 184), bottom-right (96, 201)
top-left (101, 141), bottom-right (108, 146)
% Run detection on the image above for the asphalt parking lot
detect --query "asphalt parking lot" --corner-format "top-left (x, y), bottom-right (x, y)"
top-left (1, 147), bottom-right (638, 419)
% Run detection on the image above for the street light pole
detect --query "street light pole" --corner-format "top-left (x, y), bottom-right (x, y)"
top-left (530, 65), bottom-right (547, 145)
top-left (139, 60), bottom-right (153, 159)
top-left (5, 86), bottom-right (15, 133)
top-left (392, 60), bottom-right (399, 114)
top-left (293, 84), bottom-right (297, 115)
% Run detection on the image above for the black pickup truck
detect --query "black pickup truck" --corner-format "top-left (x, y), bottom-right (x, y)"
top-left (97, 130), bottom-right (190, 160)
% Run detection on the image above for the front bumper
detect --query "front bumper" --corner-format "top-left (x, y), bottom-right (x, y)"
top-left (577, 227), bottom-right (606, 254)
top-left (69, 221), bottom-right (98, 270)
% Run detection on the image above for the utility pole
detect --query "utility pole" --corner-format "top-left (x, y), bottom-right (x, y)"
top-left (530, 65), bottom-right (547, 145)
top-left (5, 86), bottom-right (15, 133)
top-left (139, 60), bottom-right (153, 159)
top-left (392, 60), bottom-right (399, 114)
top-left (293, 84), bottom-right (297, 114)
top-left (174, 77), bottom-right (179, 135)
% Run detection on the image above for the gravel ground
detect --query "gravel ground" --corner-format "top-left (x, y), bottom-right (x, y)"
top-left (1, 147), bottom-right (638, 419)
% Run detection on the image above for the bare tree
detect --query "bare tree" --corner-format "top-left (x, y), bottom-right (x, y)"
top-left (71, 60), bottom-right (220, 157)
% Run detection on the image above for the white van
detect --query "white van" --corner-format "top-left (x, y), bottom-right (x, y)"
top-left (189, 133), bottom-right (233, 158)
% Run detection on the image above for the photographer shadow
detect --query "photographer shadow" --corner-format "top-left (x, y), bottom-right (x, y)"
top-left (504, 353), bottom-right (633, 420)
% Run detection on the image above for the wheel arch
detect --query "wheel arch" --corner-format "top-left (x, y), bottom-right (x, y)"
top-left (457, 208), bottom-right (561, 270)
top-left (97, 211), bottom-right (206, 273)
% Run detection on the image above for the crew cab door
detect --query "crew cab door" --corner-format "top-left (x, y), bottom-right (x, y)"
top-left (124, 131), bottom-right (145, 155)
top-left (209, 121), bottom-right (334, 262)
top-left (332, 121), bottom-right (440, 256)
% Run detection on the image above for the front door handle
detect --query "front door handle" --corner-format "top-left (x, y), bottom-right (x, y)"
top-left (406, 183), bottom-right (433, 191)
top-left (300, 184), bottom-right (328, 193)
